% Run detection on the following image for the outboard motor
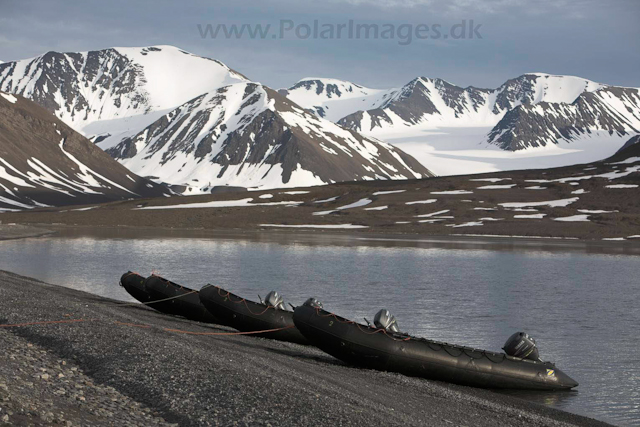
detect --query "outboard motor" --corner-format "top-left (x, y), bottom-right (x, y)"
top-left (373, 309), bottom-right (400, 333)
top-left (503, 332), bottom-right (540, 361)
top-left (264, 291), bottom-right (287, 311)
top-left (303, 297), bottom-right (323, 309)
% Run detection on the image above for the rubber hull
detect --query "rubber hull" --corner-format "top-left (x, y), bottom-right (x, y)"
top-left (293, 305), bottom-right (578, 390)
top-left (199, 285), bottom-right (309, 345)
top-left (120, 272), bottom-right (153, 304)
top-left (144, 275), bottom-right (218, 323)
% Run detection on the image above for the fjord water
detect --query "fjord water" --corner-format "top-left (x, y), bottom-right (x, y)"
top-left (1, 230), bottom-right (638, 425)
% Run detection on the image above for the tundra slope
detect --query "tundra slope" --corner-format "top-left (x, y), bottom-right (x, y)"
top-left (3, 143), bottom-right (638, 240)
top-left (0, 92), bottom-right (170, 211)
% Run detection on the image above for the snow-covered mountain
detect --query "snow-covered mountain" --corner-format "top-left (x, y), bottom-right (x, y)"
top-left (278, 78), bottom-right (401, 122)
top-left (283, 74), bottom-right (608, 132)
top-left (295, 74), bottom-right (639, 151)
top-left (283, 74), bottom-right (640, 175)
top-left (331, 74), bottom-right (610, 132)
top-left (3, 44), bottom-right (637, 183)
top-left (0, 46), bottom-right (248, 150)
top-left (0, 92), bottom-right (171, 210)
top-left (487, 86), bottom-right (640, 150)
top-left (0, 46), bottom-right (432, 191)
top-left (107, 82), bottom-right (433, 192)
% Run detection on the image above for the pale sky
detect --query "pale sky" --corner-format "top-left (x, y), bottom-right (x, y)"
top-left (1, 0), bottom-right (638, 90)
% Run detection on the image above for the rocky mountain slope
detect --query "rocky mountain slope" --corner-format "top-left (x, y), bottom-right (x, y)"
top-left (0, 46), bottom-right (248, 150)
top-left (107, 82), bottom-right (433, 192)
top-left (487, 86), bottom-right (640, 150)
top-left (0, 92), bottom-right (170, 210)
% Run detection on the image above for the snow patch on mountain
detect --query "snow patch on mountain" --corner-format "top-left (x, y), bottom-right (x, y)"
top-left (0, 93), bottom-right (16, 104)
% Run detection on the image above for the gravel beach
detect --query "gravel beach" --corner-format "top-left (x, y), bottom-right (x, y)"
top-left (0, 270), bottom-right (612, 426)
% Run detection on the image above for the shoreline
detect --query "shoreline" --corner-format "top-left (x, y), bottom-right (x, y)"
top-left (0, 270), bottom-right (612, 426)
top-left (0, 224), bottom-right (54, 241)
top-left (4, 223), bottom-right (640, 256)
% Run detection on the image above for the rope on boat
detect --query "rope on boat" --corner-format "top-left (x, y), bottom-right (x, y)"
top-left (214, 286), bottom-right (278, 316)
top-left (316, 309), bottom-right (411, 342)
top-left (112, 286), bottom-right (199, 307)
top-left (163, 325), bottom-right (295, 336)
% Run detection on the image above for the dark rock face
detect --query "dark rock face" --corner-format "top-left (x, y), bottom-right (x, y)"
top-left (288, 79), bottom-right (358, 98)
top-left (0, 93), bottom-right (170, 210)
top-left (106, 83), bottom-right (433, 191)
top-left (492, 74), bottom-right (540, 114)
top-left (616, 135), bottom-right (640, 154)
top-left (0, 48), bottom-right (145, 125)
top-left (488, 87), bottom-right (640, 150)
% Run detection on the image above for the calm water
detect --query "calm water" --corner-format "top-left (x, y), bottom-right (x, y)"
top-left (1, 229), bottom-right (639, 425)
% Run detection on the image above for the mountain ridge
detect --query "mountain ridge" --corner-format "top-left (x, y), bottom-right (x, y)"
top-left (0, 45), bottom-right (248, 150)
top-left (285, 74), bottom-right (640, 153)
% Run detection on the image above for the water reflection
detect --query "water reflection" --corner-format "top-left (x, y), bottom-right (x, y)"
top-left (1, 229), bottom-right (638, 425)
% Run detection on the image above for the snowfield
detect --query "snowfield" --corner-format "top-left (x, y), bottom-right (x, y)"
top-left (371, 128), bottom-right (635, 177)
top-left (0, 93), bottom-right (16, 104)
top-left (500, 198), bottom-right (579, 208)
top-left (136, 198), bottom-right (303, 210)
top-left (260, 224), bottom-right (368, 229)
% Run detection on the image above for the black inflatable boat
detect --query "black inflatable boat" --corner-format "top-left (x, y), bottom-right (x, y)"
top-left (199, 285), bottom-right (309, 345)
top-left (119, 272), bottom-right (153, 304)
top-left (143, 275), bottom-right (219, 323)
top-left (293, 302), bottom-right (578, 390)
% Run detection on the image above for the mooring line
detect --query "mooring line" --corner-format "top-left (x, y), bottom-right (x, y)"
top-left (109, 289), bottom-right (199, 307)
